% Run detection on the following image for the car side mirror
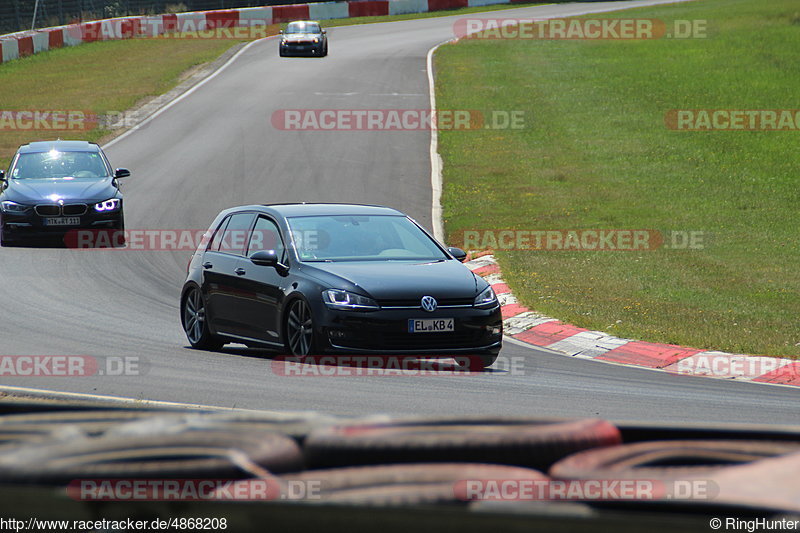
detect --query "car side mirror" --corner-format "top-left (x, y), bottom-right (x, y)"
top-left (0, 170), bottom-right (5, 181)
top-left (114, 168), bottom-right (131, 179)
top-left (279, 29), bottom-right (283, 34)
top-left (448, 247), bottom-right (468, 262)
top-left (250, 249), bottom-right (279, 267)
top-left (322, 29), bottom-right (326, 34)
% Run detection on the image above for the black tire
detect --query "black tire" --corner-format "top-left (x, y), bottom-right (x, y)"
top-left (285, 298), bottom-right (316, 356)
top-left (278, 463), bottom-right (549, 505)
top-left (304, 417), bottom-right (622, 471)
top-left (549, 440), bottom-right (800, 480)
top-left (0, 410), bottom-right (164, 446)
top-left (0, 428), bottom-right (304, 485)
top-left (181, 286), bottom-right (224, 350)
top-left (0, 410), bottom-right (336, 448)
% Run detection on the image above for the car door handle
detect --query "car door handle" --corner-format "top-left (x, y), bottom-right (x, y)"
top-left (234, 267), bottom-right (247, 276)
top-left (202, 262), bottom-right (213, 269)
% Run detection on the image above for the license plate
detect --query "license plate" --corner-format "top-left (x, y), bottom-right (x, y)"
top-left (43, 217), bottom-right (80, 226)
top-left (408, 318), bottom-right (454, 333)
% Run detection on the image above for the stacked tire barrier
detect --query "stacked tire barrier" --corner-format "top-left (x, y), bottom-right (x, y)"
top-left (0, 0), bottom-right (519, 64)
top-left (0, 408), bottom-right (798, 515)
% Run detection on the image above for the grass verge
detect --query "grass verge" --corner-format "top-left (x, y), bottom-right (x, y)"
top-left (436, 0), bottom-right (800, 357)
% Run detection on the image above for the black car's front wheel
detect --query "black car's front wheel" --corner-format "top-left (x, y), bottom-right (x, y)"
top-left (182, 287), bottom-right (223, 351)
top-left (285, 299), bottom-right (316, 356)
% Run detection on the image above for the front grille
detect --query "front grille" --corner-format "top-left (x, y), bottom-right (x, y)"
top-left (62, 204), bottom-right (87, 216)
top-left (34, 204), bottom-right (61, 216)
top-left (378, 297), bottom-right (474, 308)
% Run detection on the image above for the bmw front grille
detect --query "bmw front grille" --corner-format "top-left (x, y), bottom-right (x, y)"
top-left (34, 204), bottom-right (88, 216)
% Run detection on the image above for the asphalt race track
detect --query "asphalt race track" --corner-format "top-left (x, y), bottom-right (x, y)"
top-left (2, 1), bottom-right (798, 424)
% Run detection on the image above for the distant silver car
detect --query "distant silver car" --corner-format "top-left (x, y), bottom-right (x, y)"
top-left (279, 20), bottom-right (328, 57)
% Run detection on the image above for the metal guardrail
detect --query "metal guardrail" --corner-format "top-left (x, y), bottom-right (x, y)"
top-left (0, 0), bottom-right (309, 34)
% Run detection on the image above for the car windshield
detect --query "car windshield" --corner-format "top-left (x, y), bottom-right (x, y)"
top-left (11, 150), bottom-right (109, 180)
top-left (10, 150), bottom-right (110, 179)
top-left (287, 214), bottom-right (448, 262)
top-left (285, 22), bottom-right (320, 34)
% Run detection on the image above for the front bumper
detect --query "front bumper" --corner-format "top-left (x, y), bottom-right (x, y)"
top-left (1, 208), bottom-right (123, 242)
top-left (311, 304), bottom-right (503, 355)
top-left (280, 42), bottom-right (324, 56)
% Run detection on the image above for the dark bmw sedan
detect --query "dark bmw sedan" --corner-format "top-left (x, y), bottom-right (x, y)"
top-left (0, 140), bottom-right (130, 246)
top-left (181, 204), bottom-right (502, 367)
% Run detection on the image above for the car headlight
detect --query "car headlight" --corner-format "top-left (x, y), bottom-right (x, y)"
top-left (0, 201), bottom-right (30, 213)
top-left (474, 286), bottom-right (498, 308)
top-left (313, 38), bottom-right (319, 43)
top-left (322, 289), bottom-right (379, 311)
top-left (94, 198), bottom-right (120, 212)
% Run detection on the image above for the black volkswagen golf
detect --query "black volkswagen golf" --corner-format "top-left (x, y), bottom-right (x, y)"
top-left (181, 204), bottom-right (502, 367)
top-left (0, 140), bottom-right (130, 246)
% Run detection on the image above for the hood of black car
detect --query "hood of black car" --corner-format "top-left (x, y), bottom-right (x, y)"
top-left (3, 178), bottom-right (117, 204)
top-left (303, 260), bottom-right (481, 300)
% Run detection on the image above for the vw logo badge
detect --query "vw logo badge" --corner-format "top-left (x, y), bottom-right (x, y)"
top-left (421, 295), bottom-right (438, 312)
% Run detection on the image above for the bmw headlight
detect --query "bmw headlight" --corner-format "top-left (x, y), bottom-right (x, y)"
top-left (0, 201), bottom-right (29, 213)
top-left (474, 286), bottom-right (498, 308)
top-left (94, 198), bottom-right (120, 212)
top-left (322, 289), bottom-right (379, 311)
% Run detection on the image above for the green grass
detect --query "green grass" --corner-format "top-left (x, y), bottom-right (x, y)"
top-left (436, 0), bottom-right (800, 357)
top-left (0, 2), bottom-right (549, 169)
top-left (0, 36), bottom-right (241, 167)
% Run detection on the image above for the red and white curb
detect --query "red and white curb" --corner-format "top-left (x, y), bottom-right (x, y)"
top-left (464, 254), bottom-right (800, 387)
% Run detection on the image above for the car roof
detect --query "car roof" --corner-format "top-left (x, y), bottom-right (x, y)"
top-left (286, 20), bottom-right (322, 26)
top-left (230, 203), bottom-right (404, 218)
top-left (17, 140), bottom-right (101, 154)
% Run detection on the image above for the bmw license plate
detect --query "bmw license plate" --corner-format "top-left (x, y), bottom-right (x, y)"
top-left (408, 318), bottom-right (454, 333)
top-left (43, 217), bottom-right (80, 226)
